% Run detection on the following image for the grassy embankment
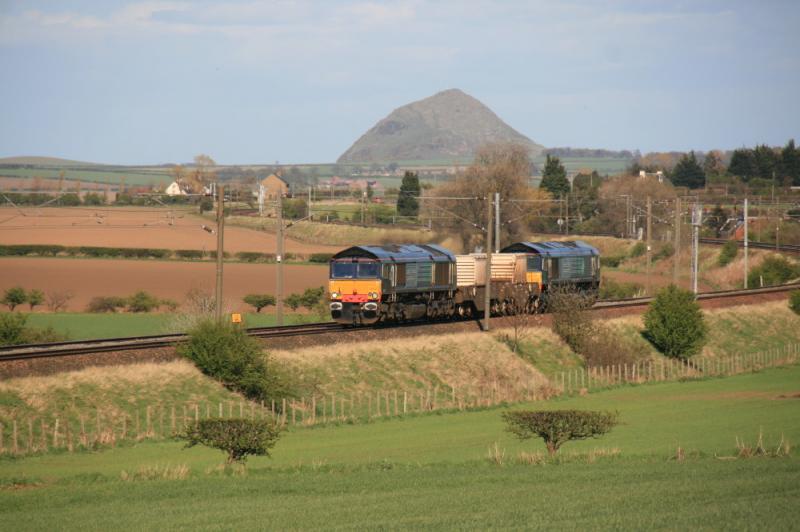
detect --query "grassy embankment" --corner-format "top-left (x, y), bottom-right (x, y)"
top-left (22, 312), bottom-right (321, 341)
top-left (1, 367), bottom-right (798, 529)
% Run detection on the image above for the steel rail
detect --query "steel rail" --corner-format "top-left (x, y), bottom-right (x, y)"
top-left (0, 322), bottom-right (344, 361)
top-left (3, 284), bottom-right (799, 362)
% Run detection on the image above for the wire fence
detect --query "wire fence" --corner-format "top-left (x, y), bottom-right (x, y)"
top-left (1, 344), bottom-right (797, 457)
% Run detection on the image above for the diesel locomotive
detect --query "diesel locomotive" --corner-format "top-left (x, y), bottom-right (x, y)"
top-left (328, 241), bottom-right (600, 325)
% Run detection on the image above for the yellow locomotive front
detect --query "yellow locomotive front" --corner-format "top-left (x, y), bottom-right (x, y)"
top-left (329, 259), bottom-right (382, 325)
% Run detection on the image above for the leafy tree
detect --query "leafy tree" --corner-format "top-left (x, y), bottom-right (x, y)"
top-left (702, 150), bottom-right (725, 177)
top-left (397, 171), bottom-right (420, 217)
top-left (540, 155), bottom-right (569, 196)
top-left (127, 291), bottom-right (160, 312)
top-left (752, 144), bottom-right (778, 180)
top-left (2, 286), bottom-right (27, 311)
top-left (780, 139), bottom-right (800, 186)
top-left (284, 293), bottom-right (303, 311)
top-left (670, 151), bottom-right (705, 189)
top-left (243, 294), bottom-right (276, 313)
top-left (87, 296), bottom-right (128, 313)
top-left (728, 148), bottom-right (756, 180)
top-left (82, 192), bottom-right (105, 206)
top-left (747, 255), bottom-right (800, 287)
top-left (27, 289), bottom-right (44, 311)
top-left (644, 285), bottom-right (707, 359)
top-left (182, 418), bottom-right (281, 464)
top-left (299, 286), bottom-right (325, 310)
top-left (178, 319), bottom-right (293, 403)
top-left (502, 410), bottom-right (618, 455)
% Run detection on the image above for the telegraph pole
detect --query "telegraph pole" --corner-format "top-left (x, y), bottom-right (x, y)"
top-left (691, 204), bottom-right (701, 294)
top-left (673, 197), bottom-right (681, 285)
top-left (646, 196), bottom-right (652, 294)
top-left (483, 194), bottom-right (493, 332)
top-left (276, 194), bottom-right (285, 326)
top-left (565, 193), bottom-right (570, 235)
top-left (215, 185), bottom-right (225, 321)
top-left (494, 192), bottom-right (500, 253)
top-left (744, 197), bottom-right (749, 289)
top-left (308, 186), bottom-right (312, 221)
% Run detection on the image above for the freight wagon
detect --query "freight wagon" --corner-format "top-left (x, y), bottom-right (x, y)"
top-left (328, 241), bottom-right (600, 325)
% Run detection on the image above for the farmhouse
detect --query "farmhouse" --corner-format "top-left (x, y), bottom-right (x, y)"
top-left (260, 173), bottom-right (289, 200)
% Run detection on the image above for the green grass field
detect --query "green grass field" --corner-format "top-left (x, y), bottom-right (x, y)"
top-left (1, 367), bottom-right (798, 529)
top-left (0, 167), bottom-right (171, 187)
top-left (24, 312), bottom-right (319, 340)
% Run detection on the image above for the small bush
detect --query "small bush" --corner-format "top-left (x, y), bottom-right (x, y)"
top-left (175, 249), bottom-right (205, 260)
top-left (161, 299), bottom-right (180, 312)
top-left (46, 290), bottom-right (73, 312)
top-left (600, 255), bottom-right (624, 268)
top-left (653, 242), bottom-right (674, 261)
top-left (629, 242), bottom-right (647, 258)
top-left (178, 319), bottom-right (293, 403)
top-left (127, 291), bottom-right (161, 312)
top-left (236, 251), bottom-right (267, 263)
top-left (598, 278), bottom-right (643, 299)
top-left (0, 313), bottom-right (65, 346)
top-left (789, 290), bottom-right (800, 315)
top-left (27, 289), bottom-right (44, 311)
top-left (747, 255), bottom-right (800, 287)
top-left (243, 294), bottom-right (276, 313)
top-left (182, 418), bottom-right (281, 464)
top-left (82, 192), bottom-right (105, 206)
top-left (2, 286), bottom-right (27, 311)
top-left (717, 240), bottom-right (738, 267)
top-left (87, 296), bottom-right (128, 313)
top-left (549, 288), bottom-right (595, 353)
top-left (309, 253), bottom-right (333, 263)
top-left (502, 410), bottom-right (618, 455)
top-left (643, 285), bottom-right (707, 359)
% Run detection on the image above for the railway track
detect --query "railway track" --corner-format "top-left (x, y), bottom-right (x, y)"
top-left (1, 283), bottom-right (798, 363)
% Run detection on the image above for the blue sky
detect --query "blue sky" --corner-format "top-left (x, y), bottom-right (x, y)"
top-left (1, 1), bottom-right (798, 165)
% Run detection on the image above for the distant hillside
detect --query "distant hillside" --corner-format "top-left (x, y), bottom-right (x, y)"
top-left (0, 156), bottom-right (100, 167)
top-left (338, 89), bottom-right (543, 163)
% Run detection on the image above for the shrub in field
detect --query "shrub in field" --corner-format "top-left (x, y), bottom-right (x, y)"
top-left (747, 255), bottom-right (800, 287)
top-left (87, 296), bottom-right (128, 313)
top-left (243, 294), bottom-right (276, 313)
top-left (644, 285), bottom-right (707, 359)
top-left (235, 251), bottom-right (267, 263)
top-left (502, 410), bottom-right (618, 455)
top-left (58, 193), bottom-right (81, 206)
top-left (46, 290), bottom-right (73, 312)
top-left (789, 290), bottom-right (800, 315)
top-left (0, 313), bottom-right (65, 346)
top-left (629, 242), bottom-right (647, 258)
top-left (717, 240), bottom-right (738, 267)
top-left (284, 287), bottom-right (325, 313)
top-left (600, 255), bottom-right (624, 268)
top-left (548, 288), bottom-right (595, 353)
top-left (182, 418), bottom-right (281, 464)
top-left (127, 291), bottom-right (161, 312)
top-left (2, 286), bottom-right (27, 311)
top-left (598, 278), bottom-right (643, 299)
top-left (161, 299), bottom-right (180, 312)
top-left (309, 253), bottom-right (333, 263)
top-left (199, 197), bottom-right (214, 213)
top-left (27, 289), bottom-right (44, 311)
top-left (653, 242), bottom-right (674, 261)
top-left (82, 192), bottom-right (105, 206)
top-left (178, 319), bottom-right (293, 403)
top-left (175, 249), bottom-right (205, 260)
top-left (0, 313), bottom-right (27, 345)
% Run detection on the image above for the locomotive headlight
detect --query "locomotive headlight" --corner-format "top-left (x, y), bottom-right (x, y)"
top-left (369, 292), bottom-right (378, 299)
top-left (331, 291), bottom-right (340, 299)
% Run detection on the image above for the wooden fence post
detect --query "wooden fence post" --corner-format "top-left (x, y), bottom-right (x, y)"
top-left (403, 391), bottom-right (407, 414)
top-left (51, 418), bottom-right (58, 449)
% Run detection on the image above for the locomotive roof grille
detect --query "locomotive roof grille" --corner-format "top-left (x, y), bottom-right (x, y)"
top-left (332, 244), bottom-right (455, 263)
top-left (499, 241), bottom-right (599, 257)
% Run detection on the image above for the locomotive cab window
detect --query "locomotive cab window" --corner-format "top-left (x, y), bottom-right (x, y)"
top-left (527, 256), bottom-right (542, 271)
top-left (331, 262), bottom-right (380, 279)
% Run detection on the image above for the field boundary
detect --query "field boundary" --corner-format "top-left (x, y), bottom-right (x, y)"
top-left (1, 344), bottom-right (797, 457)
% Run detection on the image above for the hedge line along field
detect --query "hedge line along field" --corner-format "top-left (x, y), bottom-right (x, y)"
top-left (0, 258), bottom-right (328, 312)
top-left (0, 207), bottom-right (341, 254)
top-left (1, 367), bottom-right (798, 529)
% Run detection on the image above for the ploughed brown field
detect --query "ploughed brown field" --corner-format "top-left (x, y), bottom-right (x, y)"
top-left (0, 258), bottom-right (328, 312)
top-left (0, 207), bottom-right (340, 254)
